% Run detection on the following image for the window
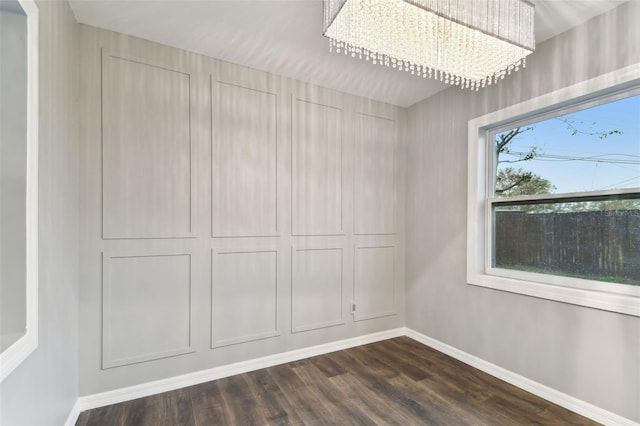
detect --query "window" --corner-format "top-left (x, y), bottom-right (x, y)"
top-left (467, 65), bottom-right (640, 316)
top-left (0, 0), bottom-right (38, 382)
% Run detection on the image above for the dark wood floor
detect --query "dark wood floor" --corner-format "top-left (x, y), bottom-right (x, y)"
top-left (76, 337), bottom-right (598, 426)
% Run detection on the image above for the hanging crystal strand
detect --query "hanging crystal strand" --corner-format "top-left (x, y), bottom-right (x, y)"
top-left (324, 0), bottom-right (533, 90)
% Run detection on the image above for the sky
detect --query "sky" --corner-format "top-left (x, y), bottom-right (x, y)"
top-left (495, 94), bottom-right (640, 195)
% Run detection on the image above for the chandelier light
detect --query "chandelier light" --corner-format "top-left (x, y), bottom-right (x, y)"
top-left (323, 0), bottom-right (535, 90)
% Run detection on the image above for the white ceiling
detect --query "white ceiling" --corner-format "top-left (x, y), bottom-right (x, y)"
top-left (69, 0), bottom-right (627, 107)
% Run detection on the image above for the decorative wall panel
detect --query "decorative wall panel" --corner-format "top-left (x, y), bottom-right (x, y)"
top-left (211, 249), bottom-right (279, 347)
top-left (81, 32), bottom-right (405, 393)
top-left (212, 81), bottom-right (278, 237)
top-left (355, 114), bottom-right (396, 235)
top-left (102, 53), bottom-right (192, 239)
top-left (354, 245), bottom-right (396, 321)
top-left (292, 99), bottom-right (343, 235)
top-left (291, 247), bottom-right (344, 332)
top-left (102, 253), bottom-right (192, 368)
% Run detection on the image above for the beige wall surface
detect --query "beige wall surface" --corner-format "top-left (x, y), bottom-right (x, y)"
top-left (406, 2), bottom-right (640, 422)
top-left (78, 25), bottom-right (406, 395)
top-left (0, 0), bottom-right (80, 424)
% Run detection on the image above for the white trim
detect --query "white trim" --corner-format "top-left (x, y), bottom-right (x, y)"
top-left (404, 329), bottom-right (639, 426)
top-left (64, 400), bottom-right (82, 426)
top-left (467, 63), bottom-right (640, 317)
top-left (0, 0), bottom-right (39, 383)
top-left (71, 328), bottom-right (405, 415)
top-left (64, 328), bottom-right (638, 426)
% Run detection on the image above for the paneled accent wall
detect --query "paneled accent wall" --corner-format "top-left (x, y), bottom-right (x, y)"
top-left (79, 26), bottom-right (406, 395)
top-left (211, 249), bottom-right (279, 347)
top-left (102, 252), bottom-right (193, 368)
top-left (292, 96), bottom-right (344, 236)
top-left (354, 245), bottom-right (396, 321)
top-left (355, 113), bottom-right (396, 235)
top-left (211, 81), bottom-right (278, 237)
top-left (101, 51), bottom-right (194, 239)
top-left (291, 246), bottom-right (345, 333)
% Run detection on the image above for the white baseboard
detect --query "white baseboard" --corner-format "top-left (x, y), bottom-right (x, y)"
top-left (64, 399), bottom-right (82, 426)
top-left (65, 327), bottom-right (638, 426)
top-left (66, 327), bottom-right (405, 424)
top-left (404, 328), bottom-right (638, 426)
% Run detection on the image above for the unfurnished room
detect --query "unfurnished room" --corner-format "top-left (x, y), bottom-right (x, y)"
top-left (0, 0), bottom-right (638, 425)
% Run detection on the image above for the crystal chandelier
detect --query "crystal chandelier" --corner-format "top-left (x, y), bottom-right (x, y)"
top-left (323, 0), bottom-right (535, 90)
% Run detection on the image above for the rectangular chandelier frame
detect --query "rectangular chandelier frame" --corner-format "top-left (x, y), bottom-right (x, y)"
top-left (323, 0), bottom-right (535, 90)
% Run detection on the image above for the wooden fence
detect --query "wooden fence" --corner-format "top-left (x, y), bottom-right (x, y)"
top-left (494, 210), bottom-right (640, 284)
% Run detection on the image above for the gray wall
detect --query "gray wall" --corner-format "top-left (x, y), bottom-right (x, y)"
top-left (0, 8), bottom-right (27, 348)
top-left (0, 0), bottom-right (80, 424)
top-left (406, 2), bottom-right (640, 422)
top-left (1, 1), bottom-right (637, 423)
top-left (78, 25), bottom-right (406, 395)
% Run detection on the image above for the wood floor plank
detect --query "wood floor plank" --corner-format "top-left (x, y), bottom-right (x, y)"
top-left (217, 374), bottom-right (269, 425)
top-left (386, 372), bottom-right (486, 426)
top-left (266, 364), bottom-right (336, 425)
top-left (80, 399), bottom-right (129, 426)
top-left (309, 353), bottom-right (347, 378)
top-left (162, 388), bottom-right (196, 426)
top-left (244, 369), bottom-right (305, 426)
top-left (328, 372), bottom-right (427, 425)
top-left (189, 378), bottom-right (233, 425)
top-left (391, 337), bottom-right (510, 402)
top-left (75, 410), bottom-right (91, 426)
top-left (363, 339), bottom-right (431, 381)
top-left (119, 394), bottom-right (164, 426)
top-left (325, 347), bottom-right (443, 424)
top-left (76, 337), bottom-right (601, 426)
top-left (291, 359), bottom-right (377, 425)
top-left (344, 344), bottom-right (402, 379)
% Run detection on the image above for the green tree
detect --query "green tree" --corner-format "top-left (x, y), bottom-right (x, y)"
top-left (495, 167), bottom-right (555, 197)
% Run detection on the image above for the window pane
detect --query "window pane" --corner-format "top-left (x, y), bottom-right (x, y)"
top-left (494, 94), bottom-right (640, 197)
top-left (493, 198), bottom-right (640, 286)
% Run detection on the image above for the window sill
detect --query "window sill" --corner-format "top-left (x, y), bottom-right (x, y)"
top-left (467, 270), bottom-right (640, 317)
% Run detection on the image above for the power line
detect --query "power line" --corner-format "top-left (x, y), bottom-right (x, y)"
top-left (503, 152), bottom-right (640, 165)
top-left (599, 175), bottom-right (640, 190)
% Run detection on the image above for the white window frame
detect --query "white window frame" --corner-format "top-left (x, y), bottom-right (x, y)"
top-left (0, 0), bottom-right (38, 382)
top-left (467, 64), bottom-right (640, 317)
